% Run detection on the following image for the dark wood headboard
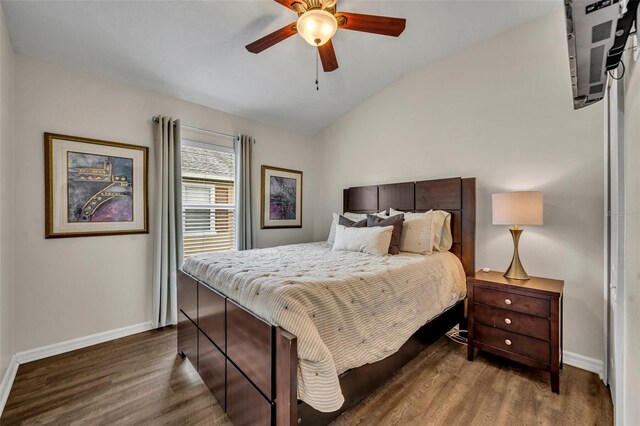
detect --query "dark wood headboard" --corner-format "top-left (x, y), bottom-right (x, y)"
top-left (343, 177), bottom-right (476, 276)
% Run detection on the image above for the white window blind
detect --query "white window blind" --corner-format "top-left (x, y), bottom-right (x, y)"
top-left (181, 142), bottom-right (235, 258)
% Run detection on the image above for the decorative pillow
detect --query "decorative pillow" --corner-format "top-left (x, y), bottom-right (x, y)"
top-left (339, 215), bottom-right (367, 228)
top-left (342, 212), bottom-right (368, 222)
top-left (332, 225), bottom-right (394, 256)
top-left (328, 212), bottom-right (367, 243)
top-left (328, 213), bottom-right (340, 244)
top-left (388, 208), bottom-right (405, 218)
top-left (432, 210), bottom-right (453, 251)
top-left (389, 208), bottom-right (434, 255)
top-left (367, 214), bottom-right (404, 255)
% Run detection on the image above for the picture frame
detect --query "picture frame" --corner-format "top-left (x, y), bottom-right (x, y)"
top-left (261, 165), bottom-right (303, 229)
top-left (44, 133), bottom-right (149, 238)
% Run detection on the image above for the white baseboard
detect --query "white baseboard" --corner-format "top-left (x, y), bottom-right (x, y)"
top-left (563, 350), bottom-right (604, 379)
top-left (15, 321), bottom-right (154, 364)
top-left (0, 355), bottom-right (19, 415)
top-left (0, 321), bottom-right (154, 416)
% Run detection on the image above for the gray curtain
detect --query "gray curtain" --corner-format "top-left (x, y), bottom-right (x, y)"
top-left (235, 135), bottom-right (254, 250)
top-left (152, 116), bottom-right (182, 328)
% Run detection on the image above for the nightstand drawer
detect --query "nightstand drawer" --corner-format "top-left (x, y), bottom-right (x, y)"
top-left (474, 304), bottom-right (550, 341)
top-left (474, 286), bottom-right (549, 318)
top-left (474, 323), bottom-right (550, 364)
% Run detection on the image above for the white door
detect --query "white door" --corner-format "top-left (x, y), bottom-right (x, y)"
top-left (606, 72), bottom-right (625, 425)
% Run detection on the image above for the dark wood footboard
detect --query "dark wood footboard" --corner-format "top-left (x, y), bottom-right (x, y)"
top-left (276, 329), bottom-right (297, 426)
top-left (178, 268), bottom-right (464, 426)
top-left (177, 270), bottom-right (298, 426)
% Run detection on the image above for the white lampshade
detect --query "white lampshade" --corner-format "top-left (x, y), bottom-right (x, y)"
top-left (492, 191), bottom-right (543, 226)
top-left (297, 9), bottom-right (338, 46)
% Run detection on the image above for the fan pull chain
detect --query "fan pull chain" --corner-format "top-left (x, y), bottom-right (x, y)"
top-left (315, 50), bottom-right (320, 91)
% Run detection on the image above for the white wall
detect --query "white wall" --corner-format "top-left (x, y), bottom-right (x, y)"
top-left (314, 11), bottom-right (605, 362)
top-left (0, 3), bottom-right (15, 379)
top-left (11, 55), bottom-right (316, 353)
top-left (2, 7), bottom-right (611, 371)
top-left (623, 46), bottom-right (640, 425)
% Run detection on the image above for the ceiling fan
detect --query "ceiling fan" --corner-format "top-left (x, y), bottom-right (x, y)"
top-left (245, 0), bottom-right (407, 72)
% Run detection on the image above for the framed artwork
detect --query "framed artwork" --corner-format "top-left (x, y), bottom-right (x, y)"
top-left (44, 133), bottom-right (149, 238)
top-left (261, 165), bottom-right (303, 229)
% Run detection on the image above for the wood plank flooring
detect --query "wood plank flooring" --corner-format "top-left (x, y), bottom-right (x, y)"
top-left (1, 327), bottom-right (229, 425)
top-left (332, 339), bottom-right (612, 426)
top-left (1, 326), bottom-right (612, 425)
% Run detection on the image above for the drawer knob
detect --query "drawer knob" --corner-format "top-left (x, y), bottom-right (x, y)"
top-left (504, 318), bottom-right (512, 325)
top-left (505, 339), bottom-right (512, 346)
top-left (505, 298), bottom-right (512, 305)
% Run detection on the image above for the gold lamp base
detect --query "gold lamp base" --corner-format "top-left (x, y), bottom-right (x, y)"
top-left (504, 226), bottom-right (529, 280)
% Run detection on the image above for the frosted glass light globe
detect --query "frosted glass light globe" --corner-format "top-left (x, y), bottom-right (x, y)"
top-left (297, 9), bottom-right (338, 46)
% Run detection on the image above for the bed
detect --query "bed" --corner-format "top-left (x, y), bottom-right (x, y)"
top-left (177, 177), bottom-right (476, 426)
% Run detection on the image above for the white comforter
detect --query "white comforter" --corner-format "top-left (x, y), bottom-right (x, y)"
top-left (182, 242), bottom-right (466, 412)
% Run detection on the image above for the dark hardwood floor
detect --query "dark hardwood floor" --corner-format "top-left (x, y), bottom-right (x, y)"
top-left (332, 339), bottom-right (612, 426)
top-left (1, 327), bottom-right (612, 425)
top-left (1, 327), bottom-right (229, 425)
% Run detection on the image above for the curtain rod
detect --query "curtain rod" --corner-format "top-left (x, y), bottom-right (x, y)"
top-left (152, 116), bottom-right (236, 140)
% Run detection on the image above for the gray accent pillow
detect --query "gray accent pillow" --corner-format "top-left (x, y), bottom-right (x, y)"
top-left (338, 215), bottom-right (367, 228)
top-left (367, 214), bottom-right (405, 255)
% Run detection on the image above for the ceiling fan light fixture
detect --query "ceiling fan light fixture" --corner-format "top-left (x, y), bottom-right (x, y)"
top-left (296, 9), bottom-right (338, 46)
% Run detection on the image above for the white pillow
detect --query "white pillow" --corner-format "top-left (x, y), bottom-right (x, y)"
top-left (332, 224), bottom-right (393, 256)
top-left (389, 208), bottom-right (434, 255)
top-left (327, 212), bottom-right (370, 244)
top-left (374, 210), bottom-right (389, 218)
top-left (343, 212), bottom-right (368, 222)
top-left (432, 210), bottom-right (453, 251)
top-left (328, 213), bottom-right (339, 244)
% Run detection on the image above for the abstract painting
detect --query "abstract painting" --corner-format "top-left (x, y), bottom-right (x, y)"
top-left (269, 176), bottom-right (296, 220)
top-left (261, 165), bottom-right (302, 229)
top-left (45, 133), bottom-right (148, 238)
top-left (67, 153), bottom-right (134, 223)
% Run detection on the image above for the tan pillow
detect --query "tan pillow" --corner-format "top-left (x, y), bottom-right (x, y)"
top-left (367, 214), bottom-right (404, 255)
top-left (389, 208), bottom-right (434, 255)
top-left (332, 225), bottom-right (393, 256)
top-left (432, 210), bottom-right (453, 251)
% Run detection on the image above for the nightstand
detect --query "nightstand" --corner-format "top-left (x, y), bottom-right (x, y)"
top-left (467, 271), bottom-right (564, 393)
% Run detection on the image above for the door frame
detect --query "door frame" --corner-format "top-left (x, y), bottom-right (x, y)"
top-left (605, 70), bottom-right (626, 425)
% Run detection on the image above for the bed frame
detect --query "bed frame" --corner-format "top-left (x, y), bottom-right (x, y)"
top-left (177, 177), bottom-right (475, 426)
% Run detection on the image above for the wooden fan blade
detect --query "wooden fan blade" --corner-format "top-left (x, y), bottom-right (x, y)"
top-left (245, 22), bottom-right (298, 54)
top-left (318, 40), bottom-right (338, 72)
top-left (273, 0), bottom-right (297, 11)
top-left (336, 12), bottom-right (406, 37)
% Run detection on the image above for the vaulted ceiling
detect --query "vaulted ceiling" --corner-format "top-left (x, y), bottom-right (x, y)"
top-left (2, 0), bottom-right (561, 134)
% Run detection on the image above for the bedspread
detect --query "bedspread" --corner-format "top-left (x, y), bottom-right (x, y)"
top-left (183, 242), bottom-right (466, 412)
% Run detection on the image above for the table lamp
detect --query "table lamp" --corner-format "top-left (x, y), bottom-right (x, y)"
top-left (492, 191), bottom-right (543, 280)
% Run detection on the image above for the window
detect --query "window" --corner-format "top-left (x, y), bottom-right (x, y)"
top-left (181, 141), bottom-right (235, 259)
top-left (183, 183), bottom-right (215, 234)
